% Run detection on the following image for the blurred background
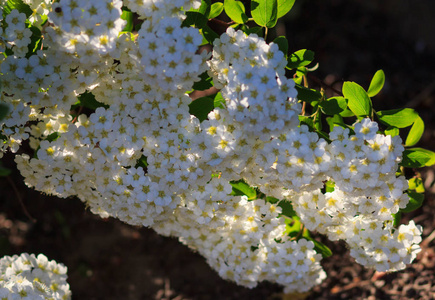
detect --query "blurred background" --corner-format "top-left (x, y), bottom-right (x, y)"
top-left (1, 0), bottom-right (434, 299)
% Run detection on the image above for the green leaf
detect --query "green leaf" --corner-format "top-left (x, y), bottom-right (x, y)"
top-left (75, 92), bottom-right (109, 110)
top-left (384, 126), bottom-right (400, 137)
top-left (299, 116), bottom-right (330, 141)
top-left (213, 92), bottom-right (225, 108)
top-left (3, 0), bottom-right (32, 18)
top-left (27, 25), bottom-right (42, 57)
top-left (278, 200), bottom-right (297, 218)
top-left (224, 0), bottom-right (248, 24)
top-left (339, 108), bottom-right (355, 118)
top-left (342, 81), bottom-right (372, 117)
top-left (287, 49), bottom-right (315, 69)
top-left (192, 72), bottom-right (213, 91)
top-left (284, 216), bottom-right (301, 238)
top-left (0, 103), bottom-right (10, 121)
top-left (393, 212), bottom-right (402, 228)
top-left (230, 180), bottom-right (257, 200)
top-left (295, 66), bottom-right (308, 77)
top-left (251, 0), bottom-right (278, 28)
top-left (266, 196), bottom-right (280, 204)
top-left (209, 2), bottom-right (224, 19)
top-left (401, 192), bottom-right (424, 213)
top-left (135, 155), bottom-right (148, 169)
top-left (408, 177), bottom-right (425, 193)
top-left (244, 26), bottom-right (264, 37)
top-left (299, 115), bottom-right (314, 128)
top-left (324, 180), bottom-right (335, 193)
top-left (376, 108), bottom-right (418, 128)
top-left (272, 36), bottom-right (288, 57)
top-left (326, 114), bottom-right (346, 131)
top-left (188, 96), bottom-right (214, 122)
top-left (195, 0), bottom-right (211, 17)
top-left (295, 84), bottom-right (322, 103)
top-left (277, 0), bottom-right (296, 18)
top-left (367, 69), bottom-right (385, 97)
top-left (201, 25), bottom-right (220, 44)
top-left (319, 96), bottom-right (347, 115)
top-left (120, 9), bottom-right (134, 32)
top-left (400, 148), bottom-right (435, 168)
top-left (182, 11), bottom-right (208, 28)
top-left (311, 238), bottom-right (333, 258)
top-left (46, 132), bottom-right (60, 142)
top-left (405, 116), bottom-right (424, 147)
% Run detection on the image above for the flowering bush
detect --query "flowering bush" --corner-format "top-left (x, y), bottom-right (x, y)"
top-left (1, 0), bottom-right (434, 295)
top-left (0, 253), bottom-right (71, 299)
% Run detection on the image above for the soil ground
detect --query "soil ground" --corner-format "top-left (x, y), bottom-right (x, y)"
top-left (1, 0), bottom-right (435, 299)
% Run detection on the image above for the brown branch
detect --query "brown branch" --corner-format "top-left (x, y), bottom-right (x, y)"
top-left (307, 73), bottom-right (343, 96)
top-left (208, 18), bottom-right (236, 28)
top-left (6, 176), bottom-right (37, 223)
top-left (71, 105), bottom-right (84, 123)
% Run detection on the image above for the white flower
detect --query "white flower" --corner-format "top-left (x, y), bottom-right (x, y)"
top-left (354, 118), bottom-right (378, 140)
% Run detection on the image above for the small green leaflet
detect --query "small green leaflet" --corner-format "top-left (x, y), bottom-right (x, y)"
top-left (230, 180), bottom-right (257, 200)
top-left (213, 92), bottom-right (225, 108)
top-left (384, 126), bottom-right (400, 137)
top-left (405, 116), bottom-right (424, 147)
top-left (393, 212), bottom-right (402, 228)
top-left (135, 155), bottom-right (148, 169)
top-left (376, 108), bottom-right (418, 128)
top-left (224, 0), bottom-right (248, 24)
top-left (326, 115), bottom-right (346, 132)
top-left (251, 0), bottom-right (278, 28)
top-left (400, 148), bottom-right (435, 168)
top-left (319, 97), bottom-right (347, 115)
top-left (367, 69), bottom-right (385, 97)
top-left (182, 11), bottom-right (208, 28)
top-left (209, 2), bottom-right (224, 19)
top-left (193, 0), bottom-right (211, 18)
top-left (277, 0), bottom-right (296, 19)
top-left (272, 36), bottom-right (288, 57)
top-left (408, 177), bottom-right (425, 193)
top-left (295, 84), bottom-right (322, 103)
top-left (120, 9), bottom-right (133, 32)
top-left (342, 81), bottom-right (372, 117)
top-left (3, 0), bottom-right (32, 17)
top-left (287, 49), bottom-right (314, 69)
top-left (201, 25), bottom-right (219, 44)
top-left (302, 229), bottom-right (333, 258)
top-left (278, 200), bottom-right (297, 218)
top-left (400, 192), bottom-right (424, 213)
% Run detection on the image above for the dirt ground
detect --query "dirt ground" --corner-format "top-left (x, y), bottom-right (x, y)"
top-left (1, 0), bottom-right (435, 299)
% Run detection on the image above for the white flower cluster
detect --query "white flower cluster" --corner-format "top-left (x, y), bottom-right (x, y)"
top-left (0, 253), bottom-right (71, 300)
top-left (0, 7), bottom-right (33, 57)
top-left (290, 122), bottom-right (423, 271)
top-left (153, 195), bottom-right (326, 292)
top-left (208, 28), bottom-right (298, 136)
top-left (22, 0), bottom-right (52, 28)
top-left (205, 29), bottom-right (423, 272)
top-left (0, 0), bottom-right (423, 294)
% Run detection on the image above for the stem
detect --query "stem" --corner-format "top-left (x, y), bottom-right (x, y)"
top-left (300, 74), bottom-right (310, 116)
top-left (208, 18), bottom-right (235, 27)
top-left (307, 73), bottom-right (342, 96)
top-left (71, 106), bottom-right (84, 123)
top-left (264, 27), bottom-right (268, 41)
top-left (6, 176), bottom-right (36, 223)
